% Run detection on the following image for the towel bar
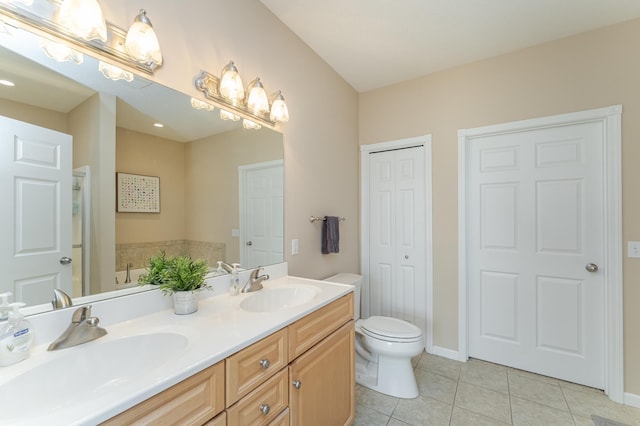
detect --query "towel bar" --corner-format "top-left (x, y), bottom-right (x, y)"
top-left (309, 216), bottom-right (346, 223)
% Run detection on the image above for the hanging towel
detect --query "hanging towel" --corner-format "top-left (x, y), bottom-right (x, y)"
top-left (321, 216), bottom-right (340, 254)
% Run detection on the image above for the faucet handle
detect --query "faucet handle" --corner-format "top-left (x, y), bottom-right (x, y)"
top-left (71, 305), bottom-right (92, 323)
top-left (251, 266), bottom-right (263, 279)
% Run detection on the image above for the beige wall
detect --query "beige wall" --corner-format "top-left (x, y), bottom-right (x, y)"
top-left (102, 0), bottom-right (360, 280)
top-left (116, 127), bottom-right (186, 244)
top-left (69, 93), bottom-right (116, 294)
top-left (0, 98), bottom-right (67, 132)
top-left (185, 127), bottom-right (283, 264)
top-left (360, 19), bottom-right (640, 395)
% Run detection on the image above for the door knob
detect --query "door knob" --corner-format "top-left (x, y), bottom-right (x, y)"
top-left (60, 257), bottom-right (72, 265)
top-left (246, 241), bottom-right (253, 246)
top-left (585, 263), bottom-right (598, 273)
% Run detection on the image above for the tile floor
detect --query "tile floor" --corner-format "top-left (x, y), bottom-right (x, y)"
top-left (354, 352), bottom-right (640, 426)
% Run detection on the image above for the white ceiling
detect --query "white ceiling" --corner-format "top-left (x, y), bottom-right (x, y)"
top-left (261, 0), bottom-right (640, 92)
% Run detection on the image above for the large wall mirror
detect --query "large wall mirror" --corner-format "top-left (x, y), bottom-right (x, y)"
top-left (0, 23), bottom-right (284, 314)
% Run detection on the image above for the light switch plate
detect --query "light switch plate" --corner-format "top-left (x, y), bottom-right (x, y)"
top-left (628, 241), bottom-right (640, 258)
top-left (292, 239), bottom-right (299, 255)
top-left (231, 228), bottom-right (239, 237)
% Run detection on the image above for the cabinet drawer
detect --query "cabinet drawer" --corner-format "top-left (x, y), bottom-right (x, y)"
top-left (227, 368), bottom-right (289, 426)
top-left (226, 328), bottom-right (288, 406)
top-left (288, 293), bottom-right (353, 361)
top-left (101, 361), bottom-right (225, 426)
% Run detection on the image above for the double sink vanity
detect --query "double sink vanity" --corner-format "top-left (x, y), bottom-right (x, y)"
top-left (0, 265), bottom-right (355, 425)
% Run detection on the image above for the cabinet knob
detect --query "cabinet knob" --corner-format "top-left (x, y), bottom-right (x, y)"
top-left (260, 404), bottom-right (270, 415)
top-left (259, 359), bottom-right (270, 369)
top-left (293, 379), bottom-right (302, 389)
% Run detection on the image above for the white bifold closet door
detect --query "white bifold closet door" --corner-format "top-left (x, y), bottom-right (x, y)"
top-left (367, 145), bottom-right (426, 335)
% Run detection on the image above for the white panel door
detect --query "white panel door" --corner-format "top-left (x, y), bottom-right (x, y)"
top-left (368, 146), bottom-right (426, 334)
top-left (240, 161), bottom-right (284, 269)
top-left (0, 115), bottom-right (73, 306)
top-left (467, 121), bottom-right (605, 388)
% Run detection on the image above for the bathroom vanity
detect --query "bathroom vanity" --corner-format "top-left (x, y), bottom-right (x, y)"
top-left (0, 272), bottom-right (355, 426)
top-left (102, 293), bottom-right (354, 425)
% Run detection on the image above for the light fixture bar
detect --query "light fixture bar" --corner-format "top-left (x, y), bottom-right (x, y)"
top-left (0, 2), bottom-right (156, 74)
top-left (194, 70), bottom-right (277, 128)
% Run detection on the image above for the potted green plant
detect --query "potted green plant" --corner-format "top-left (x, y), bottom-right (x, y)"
top-left (139, 252), bottom-right (210, 314)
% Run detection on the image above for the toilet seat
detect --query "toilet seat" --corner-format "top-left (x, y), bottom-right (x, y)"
top-left (360, 316), bottom-right (422, 343)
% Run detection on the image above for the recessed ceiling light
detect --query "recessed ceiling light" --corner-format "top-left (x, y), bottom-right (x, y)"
top-left (153, 122), bottom-right (164, 128)
top-left (0, 79), bottom-right (15, 87)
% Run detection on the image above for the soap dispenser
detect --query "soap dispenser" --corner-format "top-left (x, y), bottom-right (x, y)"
top-left (216, 261), bottom-right (225, 276)
top-left (0, 292), bottom-right (12, 321)
top-left (229, 263), bottom-right (241, 296)
top-left (0, 302), bottom-right (34, 366)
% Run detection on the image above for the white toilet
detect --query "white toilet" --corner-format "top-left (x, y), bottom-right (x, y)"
top-left (325, 273), bottom-right (424, 399)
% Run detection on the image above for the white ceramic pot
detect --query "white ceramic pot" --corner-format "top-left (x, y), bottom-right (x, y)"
top-left (172, 290), bottom-right (200, 315)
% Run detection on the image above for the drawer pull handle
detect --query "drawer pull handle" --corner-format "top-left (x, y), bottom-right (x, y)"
top-left (259, 359), bottom-right (270, 369)
top-left (260, 404), bottom-right (270, 415)
top-left (293, 380), bottom-right (302, 389)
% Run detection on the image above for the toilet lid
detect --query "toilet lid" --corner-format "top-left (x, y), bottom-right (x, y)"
top-left (360, 316), bottom-right (422, 341)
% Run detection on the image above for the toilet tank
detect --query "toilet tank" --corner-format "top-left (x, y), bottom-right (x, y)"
top-left (324, 273), bottom-right (362, 320)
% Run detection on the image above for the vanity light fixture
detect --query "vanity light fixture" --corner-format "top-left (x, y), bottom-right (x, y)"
top-left (98, 61), bottom-right (133, 82)
top-left (0, 78), bottom-right (15, 86)
top-left (153, 122), bottom-right (164, 128)
top-left (246, 77), bottom-right (269, 115)
top-left (40, 38), bottom-right (83, 63)
top-left (56, 0), bottom-right (107, 42)
top-left (0, 1), bottom-right (164, 78)
top-left (269, 90), bottom-right (289, 123)
top-left (124, 9), bottom-right (162, 70)
top-left (194, 64), bottom-right (290, 129)
top-left (218, 61), bottom-right (244, 104)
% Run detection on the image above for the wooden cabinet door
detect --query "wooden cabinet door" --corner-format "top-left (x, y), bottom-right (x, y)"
top-left (289, 320), bottom-right (354, 426)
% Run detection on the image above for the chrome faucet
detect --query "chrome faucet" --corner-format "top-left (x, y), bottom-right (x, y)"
top-left (48, 305), bottom-right (107, 351)
top-left (219, 262), bottom-right (234, 273)
top-left (51, 289), bottom-right (73, 310)
top-left (241, 267), bottom-right (269, 293)
top-left (124, 262), bottom-right (133, 284)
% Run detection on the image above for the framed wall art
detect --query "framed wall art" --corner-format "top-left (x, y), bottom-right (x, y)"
top-left (116, 172), bottom-right (160, 213)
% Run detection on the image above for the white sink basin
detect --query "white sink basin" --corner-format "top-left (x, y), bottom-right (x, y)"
top-left (240, 286), bottom-right (319, 312)
top-left (0, 332), bottom-right (188, 418)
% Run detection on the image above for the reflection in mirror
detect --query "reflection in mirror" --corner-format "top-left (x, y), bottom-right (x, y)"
top-left (0, 23), bottom-right (284, 314)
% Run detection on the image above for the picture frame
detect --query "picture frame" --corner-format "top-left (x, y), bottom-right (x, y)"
top-left (116, 172), bottom-right (160, 213)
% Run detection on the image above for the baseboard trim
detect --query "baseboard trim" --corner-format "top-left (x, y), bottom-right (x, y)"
top-left (624, 392), bottom-right (640, 408)
top-left (429, 345), bottom-right (466, 362)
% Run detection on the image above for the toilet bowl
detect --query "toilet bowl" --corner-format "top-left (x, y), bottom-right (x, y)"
top-left (324, 273), bottom-right (424, 399)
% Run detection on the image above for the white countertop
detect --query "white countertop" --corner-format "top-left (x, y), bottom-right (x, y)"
top-left (0, 275), bottom-right (353, 425)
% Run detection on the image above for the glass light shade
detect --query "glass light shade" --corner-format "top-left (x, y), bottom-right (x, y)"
top-left (242, 119), bottom-right (261, 130)
top-left (40, 39), bottom-right (83, 64)
top-left (190, 98), bottom-right (214, 111)
top-left (57, 0), bottom-right (107, 42)
top-left (219, 61), bottom-right (244, 103)
top-left (269, 91), bottom-right (289, 123)
top-left (98, 61), bottom-right (133, 82)
top-left (220, 109), bottom-right (240, 121)
top-left (246, 78), bottom-right (269, 115)
top-left (125, 9), bottom-right (162, 67)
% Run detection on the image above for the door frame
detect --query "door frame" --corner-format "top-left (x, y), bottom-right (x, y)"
top-left (238, 159), bottom-right (284, 267)
top-left (457, 105), bottom-right (623, 401)
top-left (360, 135), bottom-right (433, 350)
